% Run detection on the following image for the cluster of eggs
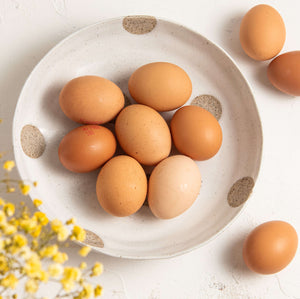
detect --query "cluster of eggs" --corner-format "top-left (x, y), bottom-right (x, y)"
top-left (240, 4), bottom-right (300, 96)
top-left (55, 16), bottom-right (299, 276)
top-left (58, 62), bottom-right (222, 219)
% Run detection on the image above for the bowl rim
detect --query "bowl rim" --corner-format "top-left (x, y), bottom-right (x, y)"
top-left (12, 15), bottom-right (263, 260)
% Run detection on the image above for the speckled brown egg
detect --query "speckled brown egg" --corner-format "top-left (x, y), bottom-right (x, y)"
top-left (96, 155), bottom-right (147, 217)
top-left (59, 76), bottom-right (124, 124)
top-left (128, 62), bottom-right (192, 111)
top-left (115, 104), bottom-right (171, 165)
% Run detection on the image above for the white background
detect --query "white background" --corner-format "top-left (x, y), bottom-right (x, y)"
top-left (1, 0), bottom-right (300, 298)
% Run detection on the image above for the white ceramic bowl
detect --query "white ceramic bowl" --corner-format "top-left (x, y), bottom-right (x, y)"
top-left (13, 16), bottom-right (262, 259)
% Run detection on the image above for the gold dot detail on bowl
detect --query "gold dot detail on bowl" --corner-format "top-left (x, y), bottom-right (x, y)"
top-left (191, 95), bottom-right (222, 120)
top-left (123, 16), bottom-right (157, 34)
top-left (83, 229), bottom-right (104, 248)
top-left (227, 177), bottom-right (255, 207)
top-left (21, 125), bottom-right (46, 158)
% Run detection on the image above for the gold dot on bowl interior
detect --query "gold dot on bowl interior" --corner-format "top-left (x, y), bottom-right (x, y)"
top-left (227, 177), bottom-right (255, 207)
top-left (122, 15), bottom-right (157, 34)
top-left (191, 94), bottom-right (222, 120)
top-left (20, 125), bottom-right (46, 159)
top-left (82, 229), bottom-right (104, 248)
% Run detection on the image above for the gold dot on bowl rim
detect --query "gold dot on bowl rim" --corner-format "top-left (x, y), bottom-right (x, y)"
top-left (227, 177), bottom-right (255, 207)
top-left (20, 125), bottom-right (46, 159)
top-left (122, 15), bottom-right (157, 35)
top-left (191, 94), bottom-right (222, 120)
top-left (82, 229), bottom-right (104, 248)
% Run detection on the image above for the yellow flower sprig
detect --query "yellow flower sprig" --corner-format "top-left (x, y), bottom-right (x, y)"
top-left (1, 159), bottom-right (37, 196)
top-left (0, 157), bottom-right (103, 298)
top-left (0, 197), bottom-right (103, 298)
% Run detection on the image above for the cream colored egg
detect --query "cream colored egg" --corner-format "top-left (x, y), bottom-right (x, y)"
top-left (148, 155), bottom-right (201, 219)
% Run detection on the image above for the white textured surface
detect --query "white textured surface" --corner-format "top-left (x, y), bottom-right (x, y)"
top-left (1, 0), bottom-right (300, 298)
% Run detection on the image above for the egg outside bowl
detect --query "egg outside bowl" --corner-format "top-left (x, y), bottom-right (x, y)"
top-left (13, 16), bottom-right (263, 259)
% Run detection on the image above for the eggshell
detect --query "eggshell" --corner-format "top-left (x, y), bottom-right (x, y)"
top-left (115, 104), bottom-right (171, 165)
top-left (59, 76), bottom-right (124, 124)
top-left (96, 155), bottom-right (147, 217)
top-left (268, 51), bottom-right (300, 96)
top-left (128, 62), bottom-right (192, 111)
top-left (240, 4), bottom-right (286, 61)
top-left (148, 155), bottom-right (201, 219)
top-left (243, 221), bottom-right (298, 274)
top-left (58, 125), bottom-right (116, 173)
top-left (170, 105), bottom-right (222, 161)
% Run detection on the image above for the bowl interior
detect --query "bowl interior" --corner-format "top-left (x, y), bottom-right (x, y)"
top-left (13, 17), bottom-right (262, 259)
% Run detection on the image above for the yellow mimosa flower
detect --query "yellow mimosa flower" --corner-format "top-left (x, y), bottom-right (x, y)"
top-left (52, 252), bottom-right (68, 264)
top-left (33, 211), bottom-right (48, 226)
top-left (3, 161), bottom-right (15, 172)
top-left (79, 262), bottom-right (87, 269)
top-left (33, 199), bottom-right (42, 207)
top-left (3, 203), bottom-right (15, 217)
top-left (39, 244), bottom-right (58, 258)
top-left (78, 246), bottom-right (91, 257)
top-left (91, 262), bottom-right (103, 276)
top-left (48, 263), bottom-right (63, 277)
top-left (0, 273), bottom-right (18, 289)
top-left (66, 217), bottom-right (76, 225)
top-left (25, 279), bottom-right (38, 293)
top-left (19, 183), bottom-right (30, 195)
top-left (94, 285), bottom-right (103, 297)
top-left (71, 225), bottom-right (86, 242)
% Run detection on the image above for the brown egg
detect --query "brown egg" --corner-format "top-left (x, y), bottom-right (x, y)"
top-left (96, 155), bottom-right (147, 217)
top-left (268, 51), bottom-right (300, 96)
top-left (128, 62), bottom-right (192, 111)
top-left (148, 155), bottom-right (201, 219)
top-left (240, 4), bottom-right (286, 61)
top-left (243, 221), bottom-right (298, 274)
top-left (58, 125), bottom-right (116, 173)
top-left (59, 76), bottom-right (124, 124)
top-left (115, 104), bottom-right (171, 165)
top-left (170, 106), bottom-right (222, 161)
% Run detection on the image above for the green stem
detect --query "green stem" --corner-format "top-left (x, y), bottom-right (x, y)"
top-left (57, 290), bottom-right (80, 298)
top-left (55, 286), bottom-right (64, 298)
top-left (82, 268), bottom-right (93, 276)
top-left (0, 179), bottom-right (21, 184)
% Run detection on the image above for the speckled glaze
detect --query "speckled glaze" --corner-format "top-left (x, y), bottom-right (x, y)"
top-left (13, 16), bottom-right (263, 259)
top-left (191, 95), bottom-right (223, 120)
top-left (20, 124), bottom-right (46, 158)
